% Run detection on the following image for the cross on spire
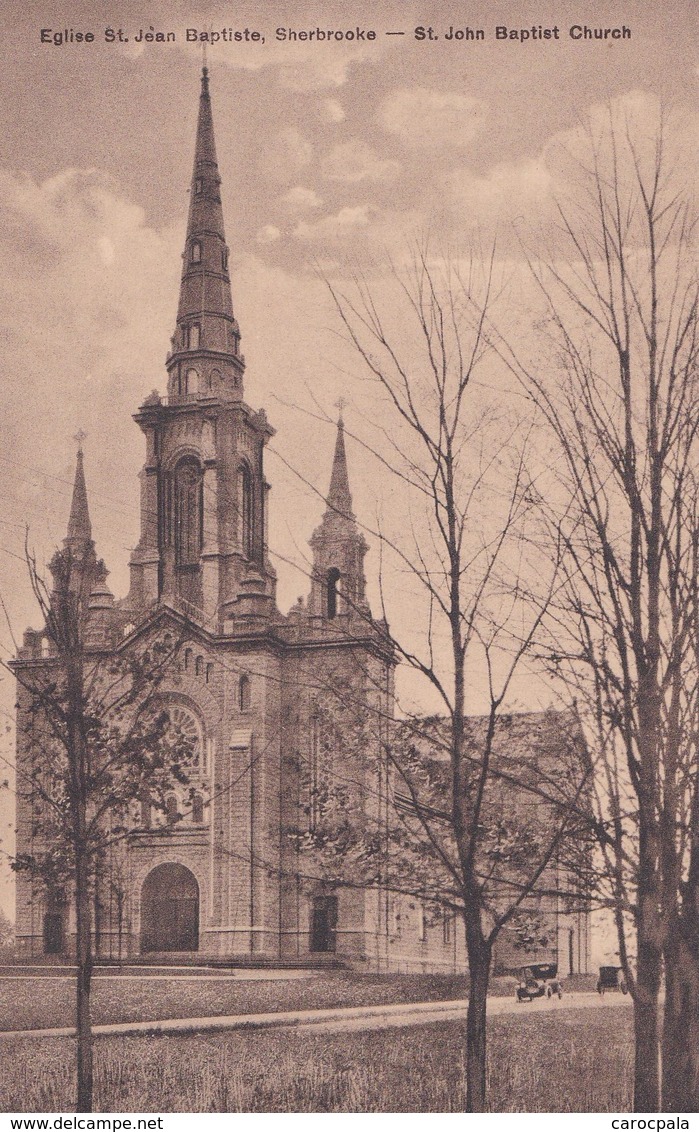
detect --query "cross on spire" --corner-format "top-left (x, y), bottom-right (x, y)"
top-left (73, 429), bottom-right (87, 453)
top-left (334, 397), bottom-right (347, 425)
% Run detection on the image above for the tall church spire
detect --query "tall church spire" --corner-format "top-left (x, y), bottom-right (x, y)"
top-left (167, 67), bottom-right (244, 401)
top-left (327, 417), bottom-right (354, 519)
top-left (65, 445), bottom-right (93, 549)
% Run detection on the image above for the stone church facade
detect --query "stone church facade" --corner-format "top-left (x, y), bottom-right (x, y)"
top-left (13, 70), bottom-right (589, 975)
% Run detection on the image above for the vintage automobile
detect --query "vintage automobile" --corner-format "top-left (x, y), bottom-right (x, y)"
top-left (596, 965), bottom-right (629, 995)
top-left (515, 962), bottom-right (563, 1002)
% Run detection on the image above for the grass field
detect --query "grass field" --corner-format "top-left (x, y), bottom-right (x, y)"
top-left (0, 1004), bottom-right (634, 1112)
top-left (0, 972), bottom-right (472, 1031)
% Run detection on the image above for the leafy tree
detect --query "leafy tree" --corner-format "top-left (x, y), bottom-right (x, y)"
top-left (295, 700), bottom-right (592, 969)
top-left (12, 544), bottom-right (196, 1112)
top-left (0, 908), bottom-right (14, 960)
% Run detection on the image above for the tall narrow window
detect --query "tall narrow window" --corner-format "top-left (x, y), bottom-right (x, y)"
top-left (192, 794), bottom-right (204, 824)
top-left (310, 714), bottom-right (319, 831)
top-left (191, 241), bottom-right (202, 263)
top-left (417, 903), bottom-right (426, 942)
top-left (187, 323), bottom-right (200, 350)
top-left (185, 368), bottom-right (198, 395)
top-left (174, 458), bottom-right (203, 566)
top-left (165, 794), bottom-right (179, 825)
top-left (240, 465), bottom-right (254, 558)
top-left (43, 912), bottom-right (64, 955)
top-left (326, 568), bottom-right (340, 619)
top-left (443, 913), bottom-right (452, 945)
top-left (239, 674), bottom-right (251, 712)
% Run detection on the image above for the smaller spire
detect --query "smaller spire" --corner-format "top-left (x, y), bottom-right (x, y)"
top-left (327, 414), bottom-right (353, 517)
top-left (66, 445), bottom-right (92, 547)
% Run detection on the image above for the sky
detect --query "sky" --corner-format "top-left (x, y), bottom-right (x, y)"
top-left (0, 0), bottom-right (697, 921)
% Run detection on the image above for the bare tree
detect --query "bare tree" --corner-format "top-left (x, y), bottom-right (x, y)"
top-left (319, 249), bottom-right (589, 1112)
top-left (11, 544), bottom-right (195, 1112)
top-left (505, 107), bottom-right (699, 1111)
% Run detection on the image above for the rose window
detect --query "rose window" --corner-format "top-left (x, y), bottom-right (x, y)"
top-left (166, 704), bottom-right (204, 774)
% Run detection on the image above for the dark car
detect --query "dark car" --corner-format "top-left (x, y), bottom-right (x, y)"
top-left (515, 962), bottom-right (563, 1002)
top-left (597, 965), bottom-right (628, 995)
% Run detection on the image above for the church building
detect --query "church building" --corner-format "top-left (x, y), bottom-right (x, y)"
top-left (13, 70), bottom-right (589, 976)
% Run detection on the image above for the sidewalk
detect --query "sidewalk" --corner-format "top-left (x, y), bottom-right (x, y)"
top-left (0, 991), bottom-right (629, 1041)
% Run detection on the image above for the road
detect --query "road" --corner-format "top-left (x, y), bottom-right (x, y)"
top-left (0, 988), bottom-right (631, 1041)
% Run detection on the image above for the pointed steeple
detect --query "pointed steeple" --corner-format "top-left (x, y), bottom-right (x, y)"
top-left (65, 443), bottom-right (92, 549)
top-left (50, 441), bottom-right (103, 606)
top-left (327, 417), bottom-right (354, 518)
top-left (167, 67), bottom-right (244, 401)
top-left (307, 414), bottom-right (369, 619)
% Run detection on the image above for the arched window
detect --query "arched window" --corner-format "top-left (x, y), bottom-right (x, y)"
top-left (326, 568), bottom-right (340, 619)
top-left (186, 323), bottom-right (200, 350)
top-left (184, 368), bottom-right (198, 396)
top-left (192, 794), bottom-right (204, 824)
top-left (205, 663), bottom-right (214, 684)
top-left (165, 704), bottom-right (203, 773)
top-left (165, 794), bottom-right (179, 826)
top-left (40, 637), bottom-right (50, 658)
top-left (240, 464), bottom-right (254, 558)
top-left (239, 674), bottom-right (251, 712)
top-left (183, 648), bottom-right (192, 671)
top-left (195, 656), bottom-right (203, 676)
top-left (191, 241), bottom-right (202, 263)
top-left (174, 458), bottom-right (203, 566)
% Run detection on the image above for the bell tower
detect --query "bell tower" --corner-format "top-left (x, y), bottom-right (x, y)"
top-left (127, 68), bottom-right (277, 628)
top-left (308, 414), bottom-right (369, 621)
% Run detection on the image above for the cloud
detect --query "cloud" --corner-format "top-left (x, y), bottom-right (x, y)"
top-left (281, 186), bottom-right (323, 213)
top-left (294, 204), bottom-right (373, 242)
top-left (256, 224), bottom-right (282, 244)
top-left (321, 140), bottom-right (401, 183)
top-left (258, 127), bottom-right (313, 184)
top-left (0, 163), bottom-right (181, 607)
top-left (322, 98), bottom-right (346, 123)
top-left (378, 87), bottom-right (487, 149)
top-left (449, 158), bottom-right (553, 228)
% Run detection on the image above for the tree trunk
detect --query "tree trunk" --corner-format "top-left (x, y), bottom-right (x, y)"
top-left (464, 928), bottom-right (492, 1112)
top-left (75, 853), bottom-right (94, 1112)
top-left (662, 925), bottom-right (699, 1111)
top-left (633, 925), bottom-right (661, 1112)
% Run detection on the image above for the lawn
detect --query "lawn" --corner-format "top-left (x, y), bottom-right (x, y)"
top-left (0, 1004), bottom-right (634, 1112)
top-left (0, 971), bottom-right (471, 1032)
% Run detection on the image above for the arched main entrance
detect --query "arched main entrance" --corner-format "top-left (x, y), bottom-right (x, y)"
top-left (140, 863), bottom-right (199, 953)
